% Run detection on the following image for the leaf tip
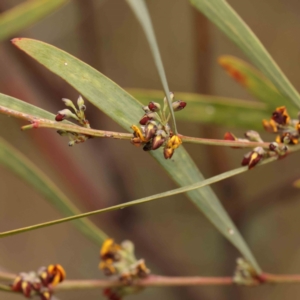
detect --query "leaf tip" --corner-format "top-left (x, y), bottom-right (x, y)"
top-left (11, 37), bottom-right (23, 45)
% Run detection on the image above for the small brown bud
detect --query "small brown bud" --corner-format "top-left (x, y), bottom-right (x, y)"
top-left (139, 114), bottom-right (152, 125)
top-left (262, 119), bottom-right (278, 133)
top-left (55, 114), bottom-right (65, 122)
top-left (148, 102), bottom-right (161, 112)
top-left (11, 276), bottom-right (22, 292)
top-left (241, 147), bottom-right (264, 169)
top-left (21, 281), bottom-right (31, 298)
top-left (131, 137), bottom-right (142, 147)
top-left (172, 100), bottom-right (186, 111)
top-left (164, 147), bottom-right (174, 159)
top-left (152, 131), bottom-right (166, 150)
top-left (144, 121), bottom-right (157, 140)
top-left (272, 106), bottom-right (290, 125)
top-left (143, 142), bottom-right (152, 151)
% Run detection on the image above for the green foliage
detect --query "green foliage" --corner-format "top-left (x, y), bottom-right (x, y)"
top-left (0, 0), bottom-right (68, 41)
top-left (190, 0), bottom-right (300, 109)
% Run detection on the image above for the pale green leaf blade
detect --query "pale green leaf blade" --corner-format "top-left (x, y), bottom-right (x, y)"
top-left (218, 56), bottom-right (298, 114)
top-left (0, 0), bottom-right (69, 41)
top-left (0, 96), bottom-right (107, 245)
top-left (125, 0), bottom-right (177, 134)
top-left (127, 88), bottom-right (269, 130)
top-left (190, 0), bottom-right (300, 110)
top-left (12, 38), bottom-right (261, 272)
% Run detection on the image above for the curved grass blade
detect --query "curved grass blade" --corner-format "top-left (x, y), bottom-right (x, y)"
top-left (218, 56), bottom-right (298, 114)
top-left (0, 96), bottom-right (107, 245)
top-left (127, 88), bottom-right (269, 130)
top-left (190, 0), bottom-right (300, 110)
top-left (0, 0), bottom-right (69, 41)
top-left (0, 155), bottom-right (281, 241)
top-left (125, 0), bottom-right (177, 134)
top-left (12, 38), bottom-right (261, 272)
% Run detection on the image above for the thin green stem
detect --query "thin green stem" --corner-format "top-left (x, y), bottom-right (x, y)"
top-left (180, 135), bottom-right (271, 149)
top-left (0, 283), bottom-right (12, 292)
top-left (2, 143), bottom-right (300, 238)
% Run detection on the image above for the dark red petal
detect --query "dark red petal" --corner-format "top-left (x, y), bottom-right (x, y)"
top-left (55, 114), bottom-right (65, 122)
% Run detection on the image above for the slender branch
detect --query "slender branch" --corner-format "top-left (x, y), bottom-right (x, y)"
top-left (3, 272), bottom-right (300, 295)
top-left (179, 135), bottom-right (270, 149)
top-left (263, 273), bottom-right (300, 284)
top-left (0, 271), bottom-right (16, 281)
top-left (0, 106), bottom-right (272, 149)
top-left (57, 275), bottom-right (233, 290)
top-left (0, 283), bottom-right (12, 292)
top-left (1, 142), bottom-right (300, 239)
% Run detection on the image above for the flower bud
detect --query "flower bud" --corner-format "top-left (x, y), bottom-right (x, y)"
top-left (139, 114), bottom-right (152, 125)
top-left (172, 100), bottom-right (186, 111)
top-left (143, 141), bottom-right (152, 151)
top-left (164, 147), bottom-right (174, 159)
top-left (131, 137), bottom-right (142, 147)
top-left (40, 289), bottom-right (52, 300)
top-left (21, 281), bottom-right (31, 298)
top-left (152, 130), bottom-right (167, 150)
top-left (166, 135), bottom-right (182, 150)
top-left (55, 109), bottom-right (78, 121)
top-left (244, 130), bottom-right (263, 142)
top-left (144, 121), bottom-right (157, 140)
top-left (262, 119), bottom-right (278, 133)
top-left (142, 105), bottom-right (151, 113)
top-left (272, 106), bottom-right (290, 125)
top-left (62, 98), bottom-right (77, 111)
top-left (148, 102), bottom-right (161, 112)
top-left (77, 95), bottom-right (86, 111)
top-left (241, 147), bottom-right (264, 169)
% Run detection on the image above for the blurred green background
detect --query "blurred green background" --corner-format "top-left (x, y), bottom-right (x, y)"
top-left (1, 0), bottom-right (300, 299)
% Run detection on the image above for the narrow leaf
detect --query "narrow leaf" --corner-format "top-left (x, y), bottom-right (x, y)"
top-left (0, 156), bottom-right (278, 240)
top-left (190, 0), bottom-right (300, 109)
top-left (125, 0), bottom-right (178, 134)
top-left (127, 88), bottom-right (269, 130)
top-left (219, 56), bottom-right (298, 113)
top-left (0, 0), bottom-right (69, 41)
top-left (0, 97), bottom-right (107, 245)
top-left (12, 38), bottom-right (261, 272)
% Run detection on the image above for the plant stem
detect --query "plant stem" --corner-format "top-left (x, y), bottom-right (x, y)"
top-left (263, 273), bottom-right (300, 283)
top-left (57, 275), bottom-right (234, 290)
top-left (3, 272), bottom-right (300, 294)
top-left (0, 105), bottom-right (273, 148)
top-left (1, 142), bottom-right (300, 239)
top-left (179, 135), bottom-right (270, 148)
top-left (0, 271), bottom-right (15, 281)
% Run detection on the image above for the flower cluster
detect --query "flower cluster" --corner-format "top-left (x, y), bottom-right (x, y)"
top-left (55, 95), bottom-right (92, 146)
top-left (224, 130), bottom-right (288, 169)
top-left (233, 258), bottom-right (265, 286)
top-left (263, 106), bottom-right (300, 145)
top-left (11, 264), bottom-right (66, 299)
top-left (131, 92), bottom-right (186, 159)
top-left (100, 238), bottom-right (150, 300)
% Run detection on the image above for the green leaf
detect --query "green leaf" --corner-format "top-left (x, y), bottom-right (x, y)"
top-left (125, 0), bottom-right (178, 134)
top-left (127, 88), bottom-right (269, 130)
top-left (190, 0), bottom-right (300, 110)
top-left (0, 95), bottom-right (107, 245)
top-left (0, 0), bottom-right (69, 41)
top-left (0, 156), bottom-right (279, 242)
top-left (11, 38), bottom-right (261, 273)
top-left (218, 56), bottom-right (298, 114)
